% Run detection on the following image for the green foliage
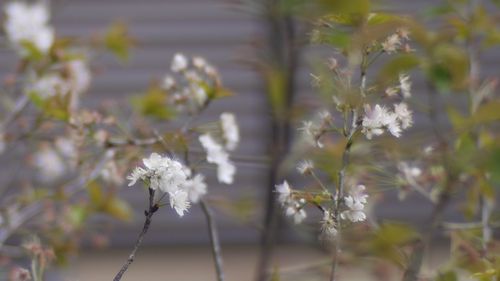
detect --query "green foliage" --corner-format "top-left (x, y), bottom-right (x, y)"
top-left (105, 22), bottom-right (133, 62)
top-left (132, 82), bottom-right (176, 120)
top-left (368, 222), bottom-right (419, 267)
top-left (436, 271), bottom-right (458, 281)
top-left (28, 92), bottom-right (71, 121)
top-left (377, 54), bottom-right (419, 88)
top-left (87, 182), bottom-right (133, 222)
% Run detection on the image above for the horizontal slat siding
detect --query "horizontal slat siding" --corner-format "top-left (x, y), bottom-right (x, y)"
top-left (0, 0), bottom-right (497, 246)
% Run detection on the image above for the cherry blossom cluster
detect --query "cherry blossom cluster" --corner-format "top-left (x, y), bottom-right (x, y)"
top-left (161, 53), bottom-right (222, 113)
top-left (275, 159), bottom-right (370, 240)
top-left (361, 102), bottom-right (413, 139)
top-left (127, 153), bottom-right (206, 216)
top-left (4, 1), bottom-right (54, 56)
top-left (199, 112), bottom-right (239, 184)
top-left (381, 28), bottom-right (412, 54)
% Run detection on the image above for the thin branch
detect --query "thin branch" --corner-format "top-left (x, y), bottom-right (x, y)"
top-left (0, 149), bottom-right (115, 245)
top-left (200, 199), bottom-right (225, 281)
top-left (113, 188), bottom-right (158, 281)
top-left (330, 109), bottom-right (358, 281)
top-left (0, 94), bottom-right (30, 135)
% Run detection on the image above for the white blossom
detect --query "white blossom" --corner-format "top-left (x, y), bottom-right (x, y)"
top-left (4, 1), bottom-right (54, 56)
top-left (348, 184), bottom-right (368, 204)
top-left (297, 160), bottom-right (314, 175)
top-left (381, 34), bottom-right (401, 54)
top-left (275, 180), bottom-right (291, 204)
top-left (318, 110), bottom-right (332, 124)
top-left (361, 104), bottom-right (387, 139)
top-left (192, 56), bottom-right (207, 69)
top-left (399, 74), bottom-right (412, 98)
top-left (127, 153), bottom-right (191, 217)
top-left (100, 160), bottom-right (124, 186)
top-left (320, 210), bottom-right (337, 239)
top-left (220, 112), bottom-right (239, 151)
top-left (169, 190), bottom-right (190, 217)
top-left (162, 75), bottom-right (176, 90)
top-left (299, 121), bottom-right (323, 148)
top-left (298, 121), bottom-right (316, 146)
top-left (383, 112), bottom-right (402, 138)
top-left (28, 74), bottom-right (68, 99)
top-left (127, 167), bottom-right (147, 187)
top-left (183, 174), bottom-right (207, 203)
top-left (193, 85), bottom-right (207, 106)
top-left (67, 60), bottom-right (91, 94)
top-left (394, 102), bottom-right (413, 129)
top-left (362, 104), bottom-right (408, 139)
top-left (184, 70), bottom-right (201, 82)
top-left (398, 162), bottom-right (422, 186)
top-left (285, 203), bottom-right (307, 224)
top-left (341, 196), bottom-right (366, 222)
top-left (33, 145), bottom-right (65, 182)
top-left (199, 134), bottom-right (236, 184)
top-left (341, 184), bottom-right (369, 223)
top-left (171, 53), bottom-right (188, 72)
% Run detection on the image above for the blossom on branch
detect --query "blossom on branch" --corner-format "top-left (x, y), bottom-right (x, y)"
top-left (4, 1), bottom-right (54, 56)
top-left (127, 153), bottom-right (191, 216)
top-left (199, 134), bottom-right (236, 184)
top-left (220, 112), bottom-right (239, 151)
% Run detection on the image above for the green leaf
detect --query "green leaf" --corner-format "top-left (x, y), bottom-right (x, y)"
top-left (436, 271), bottom-right (458, 281)
top-left (19, 40), bottom-right (45, 61)
top-left (369, 222), bottom-right (419, 267)
top-left (104, 198), bottom-right (133, 222)
top-left (66, 205), bottom-right (88, 228)
top-left (87, 181), bottom-right (104, 206)
top-left (377, 54), bottom-right (420, 88)
top-left (105, 22), bottom-right (133, 62)
top-left (132, 83), bottom-right (176, 120)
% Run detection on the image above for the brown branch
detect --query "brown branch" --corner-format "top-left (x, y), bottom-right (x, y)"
top-left (330, 110), bottom-right (358, 281)
top-left (113, 188), bottom-right (158, 281)
top-left (0, 149), bottom-right (115, 245)
top-left (200, 199), bottom-right (225, 281)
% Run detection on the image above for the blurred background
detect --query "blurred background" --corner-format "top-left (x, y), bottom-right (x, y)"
top-left (1, 0), bottom-right (499, 280)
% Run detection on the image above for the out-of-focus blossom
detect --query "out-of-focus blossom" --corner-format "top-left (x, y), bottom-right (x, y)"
top-left (275, 180), bottom-right (291, 204)
top-left (28, 74), bottom-right (68, 99)
top-left (100, 160), bottom-right (124, 186)
top-left (220, 112), bottom-right (239, 151)
top-left (199, 134), bottom-right (236, 184)
top-left (4, 1), bottom-right (54, 56)
top-left (183, 174), bottom-right (207, 203)
top-left (9, 267), bottom-right (31, 281)
top-left (171, 53), bottom-right (188, 72)
top-left (285, 202), bottom-right (307, 224)
top-left (399, 74), bottom-right (412, 98)
top-left (381, 34), bottom-right (401, 54)
top-left (341, 184), bottom-right (368, 222)
top-left (162, 75), bottom-right (176, 90)
top-left (361, 104), bottom-right (388, 139)
top-left (320, 210), bottom-right (337, 240)
top-left (33, 145), bottom-right (65, 182)
top-left (341, 196), bottom-right (366, 222)
top-left (193, 56), bottom-right (207, 69)
top-left (394, 102), bottom-right (413, 129)
top-left (297, 160), bottom-right (314, 175)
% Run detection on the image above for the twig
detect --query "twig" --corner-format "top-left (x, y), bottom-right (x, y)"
top-left (113, 188), bottom-right (159, 281)
top-left (0, 149), bottom-right (115, 245)
top-left (0, 94), bottom-right (30, 135)
top-left (330, 109), bottom-right (358, 281)
top-left (200, 199), bottom-right (225, 281)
